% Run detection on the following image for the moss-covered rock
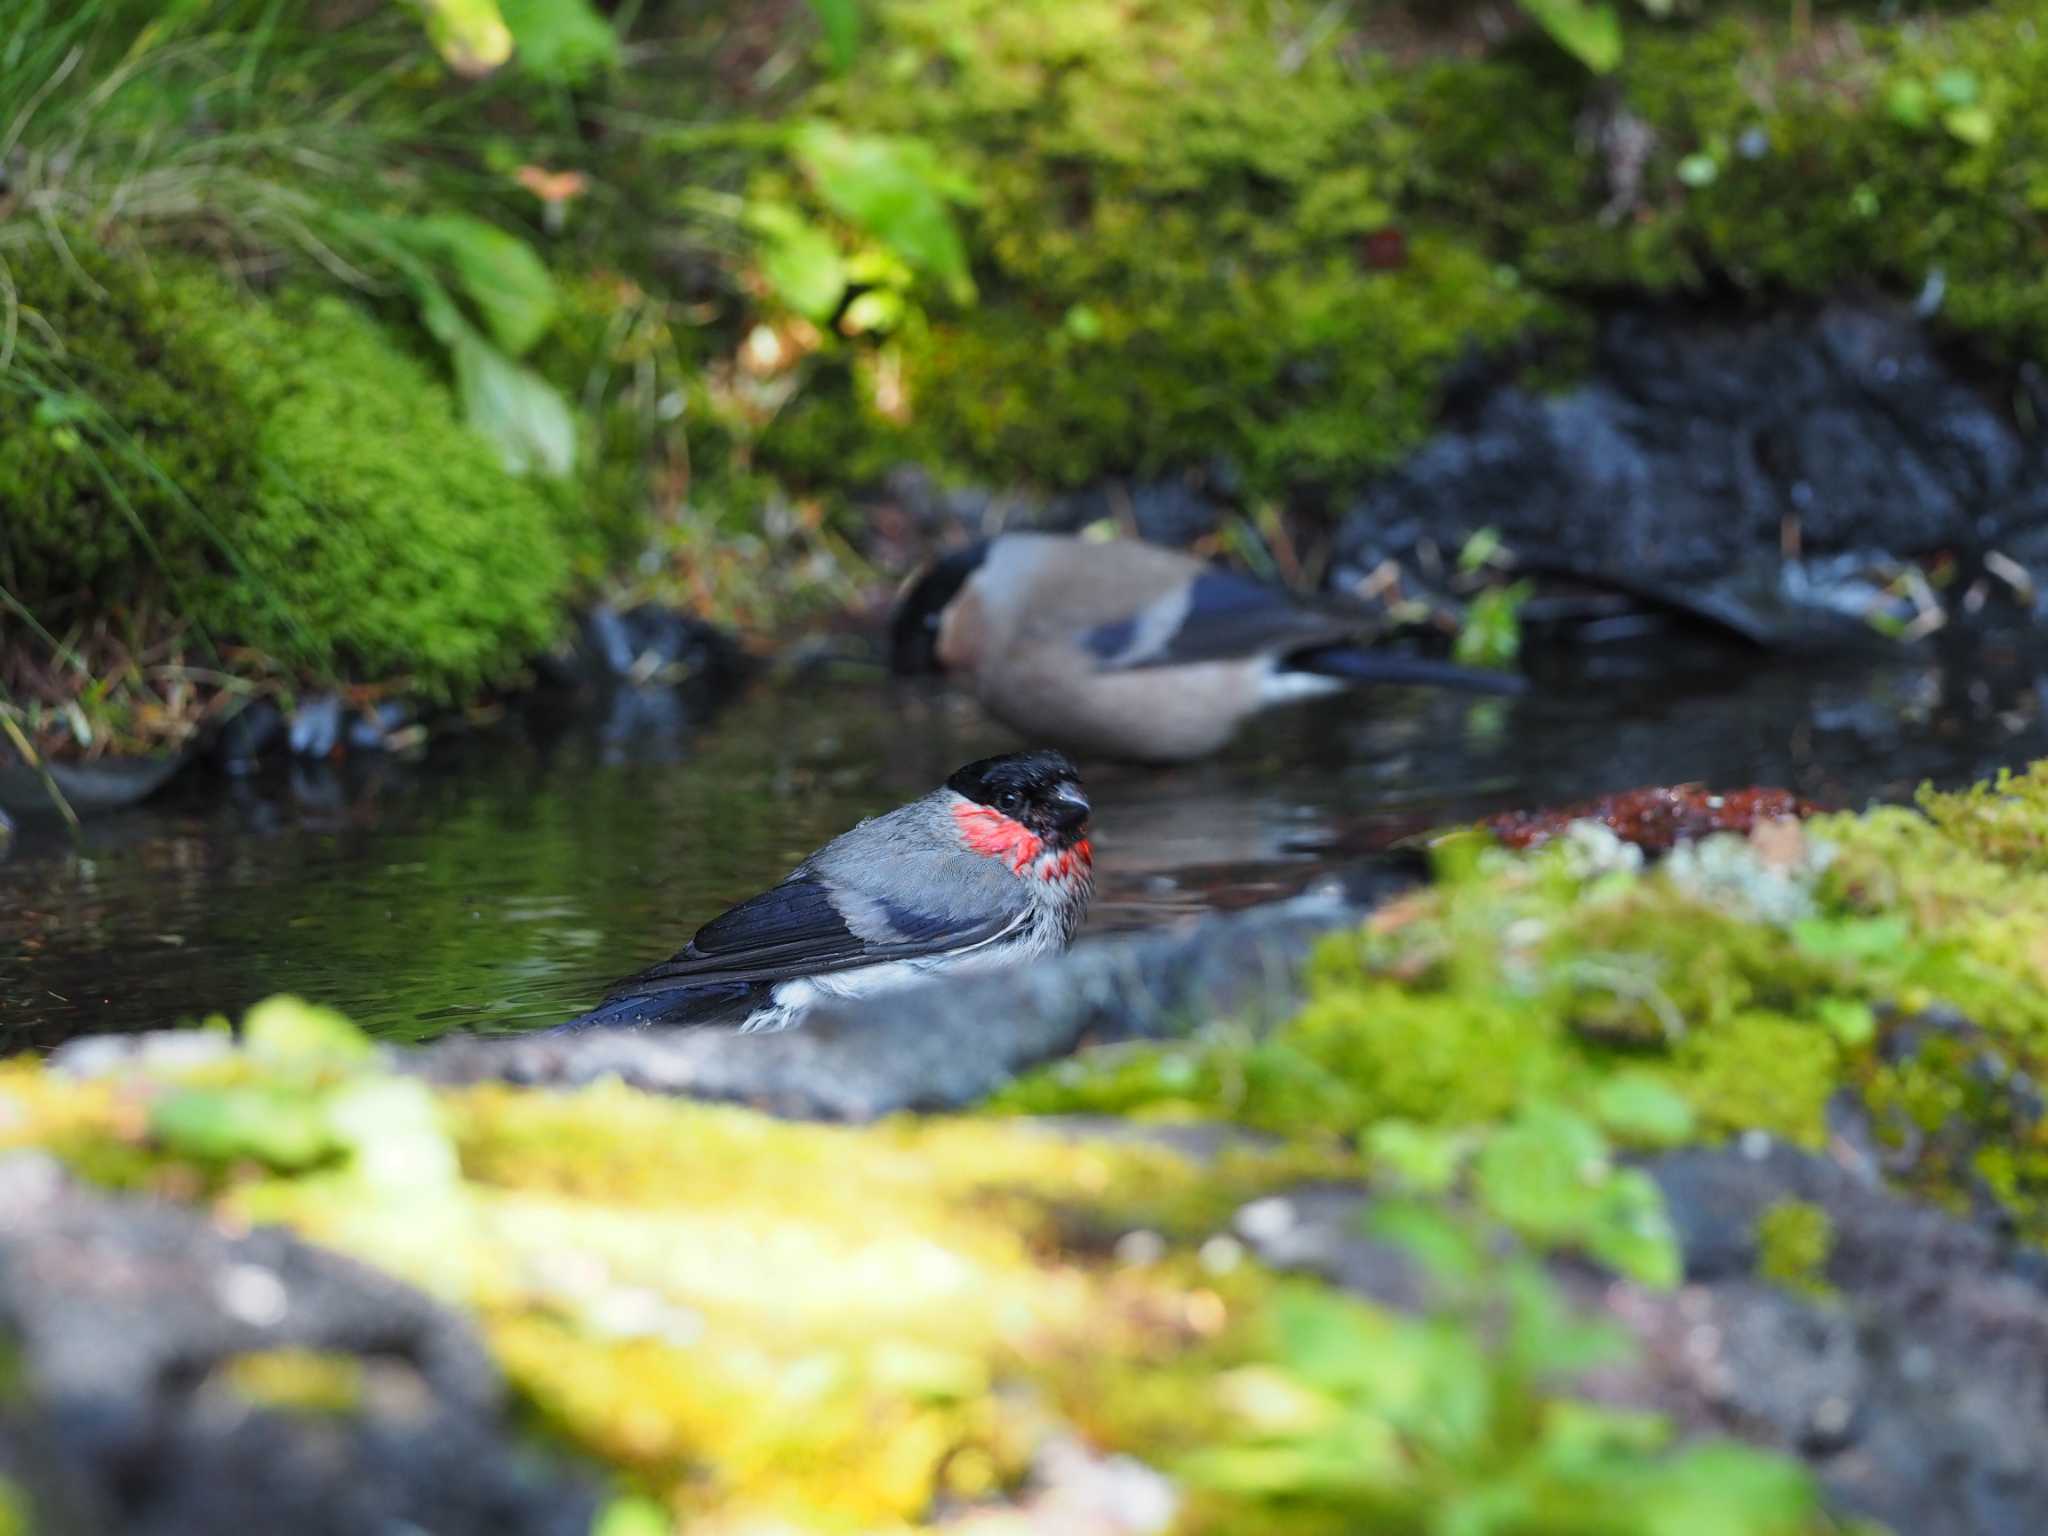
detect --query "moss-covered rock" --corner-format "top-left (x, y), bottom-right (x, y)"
top-left (0, 241), bottom-right (570, 697)
top-left (1004, 761), bottom-right (2048, 1247)
top-left (759, 0), bottom-right (1556, 496)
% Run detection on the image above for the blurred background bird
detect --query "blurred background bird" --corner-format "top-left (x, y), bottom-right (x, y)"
top-left (891, 533), bottom-right (1525, 762)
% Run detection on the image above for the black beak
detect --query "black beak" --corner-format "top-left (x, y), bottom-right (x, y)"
top-left (1046, 782), bottom-right (1091, 835)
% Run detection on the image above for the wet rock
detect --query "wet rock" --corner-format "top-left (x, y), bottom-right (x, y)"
top-left (212, 699), bottom-right (284, 775)
top-left (415, 888), bottom-right (1367, 1119)
top-left (0, 1154), bottom-right (596, 1536)
top-left (1236, 1140), bottom-right (2048, 1536)
top-left (287, 694), bottom-right (344, 759)
top-left (1337, 302), bottom-right (2048, 648)
top-left (0, 748), bottom-right (196, 818)
top-left (347, 700), bottom-right (413, 753)
top-left (550, 603), bottom-right (745, 689)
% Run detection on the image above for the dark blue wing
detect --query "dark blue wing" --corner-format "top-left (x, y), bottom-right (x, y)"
top-left (1082, 567), bottom-right (1351, 669)
top-left (573, 875), bottom-right (1023, 1025)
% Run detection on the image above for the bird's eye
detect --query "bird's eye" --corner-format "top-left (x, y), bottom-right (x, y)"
top-left (996, 788), bottom-right (1024, 813)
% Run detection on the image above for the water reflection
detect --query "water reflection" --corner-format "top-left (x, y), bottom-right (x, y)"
top-left (4, 642), bottom-right (2047, 1050)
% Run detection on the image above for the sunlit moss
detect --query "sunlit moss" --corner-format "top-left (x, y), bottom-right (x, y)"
top-left (1755, 1201), bottom-right (1836, 1301)
top-left (219, 1349), bottom-right (367, 1416)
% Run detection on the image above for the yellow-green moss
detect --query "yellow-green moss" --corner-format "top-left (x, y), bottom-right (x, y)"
top-left (1009, 760), bottom-right (2048, 1248)
top-left (1755, 1201), bottom-right (1836, 1300)
top-left (1, 241), bottom-right (571, 697)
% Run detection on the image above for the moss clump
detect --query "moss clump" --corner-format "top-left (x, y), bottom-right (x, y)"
top-left (761, 0), bottom-right (1555, 495)
top-left (1755, 1201), bottom-right (1836, 1300)
top-left (0, 240), bottom-right (570, 698)
top-left (1006, 763), bottom-right (2048, 1246)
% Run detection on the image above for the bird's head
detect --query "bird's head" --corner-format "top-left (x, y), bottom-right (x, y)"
top-left (945, 750), bottom-right (1091, 859)
top-left (890, 542), bottom-right (989, 675)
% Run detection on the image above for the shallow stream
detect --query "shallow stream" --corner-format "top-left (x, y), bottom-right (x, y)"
top-left (5, 643), bottom-right (2046, 1049)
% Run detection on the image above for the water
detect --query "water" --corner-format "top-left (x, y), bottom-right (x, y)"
top-left (5, 641), bottom-right (2048, 1050)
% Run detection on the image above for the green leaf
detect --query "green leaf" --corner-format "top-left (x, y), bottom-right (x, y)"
top-left (1364, 1120), bottom-right (1472, 1195)
top-left (1886, 79), bottom-right (1932, 129)
top-left (151, 1086), bottom-right (343, 1170)
top-left (805, 0), bottom-right (861, 73)
top-left (791, 124), bottom-right (975, 301)
top-left (407, 0), bottom-right (514, 75)
top-left (1454, 580), bottom-right (1532, 668)
top-left (1790, 914), bottom-right (1908, 961)
top-left (1518, 0), bottom-right (1623, 74)
top-left (242, 995), bottom-right (376, 1066)
top-left (1593, 1074), bottom-right (1696, 1146)
top-left (447, 325), bottom-right (579, 478)
top-left (746, 203), bottom-right (848, 322)
top-left (386, 214), bottom-right (559, 357)
top-left (1934, 67), bottom-right (1981, 107)
top-left (1676, 152), bottom-right (1719, 188)
top-left (498, 0), bottom-right (618, 83)
top-left (1944, 106), bottom-right (1996, 147)
top-left (593, 1498), bottom-right (671, 1536)
top-left (1815, 996), bottom-right (1876, 1047)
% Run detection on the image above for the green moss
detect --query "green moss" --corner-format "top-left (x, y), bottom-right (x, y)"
top-left (1009, 761), bottom-right (2048, 1248)
top-left (1755, 1201), bottom-right (1836, 1299)
top-left (1, 241), bottom-right (570, 698)
top-left (759, 0), bottom-right (1555, 495)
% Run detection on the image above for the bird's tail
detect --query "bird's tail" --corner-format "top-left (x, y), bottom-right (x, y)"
top-left (1288, 643), bottom-right (1528, 695)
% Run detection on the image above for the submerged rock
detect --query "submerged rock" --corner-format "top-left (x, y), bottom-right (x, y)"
top-left (0, 1154), bottom-right (596, 1536)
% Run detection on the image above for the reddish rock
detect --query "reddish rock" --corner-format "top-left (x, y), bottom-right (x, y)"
top-left (1484, 784), bottom-right (1824, 854)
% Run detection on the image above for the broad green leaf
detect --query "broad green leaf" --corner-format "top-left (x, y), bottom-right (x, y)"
top-left (151, 1085), bottom-right (343, 1170)
top-left (593, 1499), bottom-right (671, 1536)
top-left (747, 203), bottom-right (848, 322)
top-left (387, 214), bottom-right (559, 357)
top-left (448, 325), bottom-right (579, 477)
top-left (805, 0), bottom-right (861, 73)
top-left (1593, 1073), bottom-right (1696, 1146)
top-left (243, 994), bottom-right (375, 1066)
top-left (1519, 0), bottom-right (1623, 74)
top-left (791, 124), bottom-right (975, 301)
top-left (406, 0), bottom-right (513, 75)
top-left (499, 0), bottom-right (618, 83)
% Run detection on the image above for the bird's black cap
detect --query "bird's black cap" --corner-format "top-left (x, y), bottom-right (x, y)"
top-left (890, 542), bottom-right (990, 675)
top-left (946, 750), bottom-right (1090, 841)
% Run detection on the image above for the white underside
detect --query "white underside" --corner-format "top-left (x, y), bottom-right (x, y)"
top-left (1256, 664), bottom-right (1348, 707)
top-left (734, 896), bottom-right (1079, 1033)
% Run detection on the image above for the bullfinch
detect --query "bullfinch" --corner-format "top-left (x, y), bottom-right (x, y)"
top-left (891, 532), bottom-right (1526, 762)
top-left (559, 751), bottom-right (1093, 1031)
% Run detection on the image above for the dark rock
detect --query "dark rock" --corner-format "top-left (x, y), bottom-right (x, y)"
top-left (213, 699), bottom-right (284, 775)
top-left (0, 1154), bottom-right (596, 1536)
top-left (0, 749), bottom-right (196, 819)
top-left (287, 695), bottom-right (343, 759)
top-left (1236, 1139), bottom-right (2048, 1536)
top-left (415, 889), bottom-right (1365, 1119)
top-left (1337, 301), bottom-right (2048, 648)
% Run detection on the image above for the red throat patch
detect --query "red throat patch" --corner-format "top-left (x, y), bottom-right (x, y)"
top-left (951, 802), bottom-right (1092, 881)
top-left (951, 802), bottom-right (1043, 872)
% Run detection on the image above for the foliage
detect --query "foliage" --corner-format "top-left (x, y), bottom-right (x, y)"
top-left (0, 996), bottom-right (1835, 1535)
top-left (759, 0), bottom-right (1554, 496)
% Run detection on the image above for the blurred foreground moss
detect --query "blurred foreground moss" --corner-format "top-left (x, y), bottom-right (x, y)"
top-left (0, 990), bottom-right (1829, 1534)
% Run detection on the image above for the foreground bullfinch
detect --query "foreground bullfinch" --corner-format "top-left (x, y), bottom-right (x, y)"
top-left (559, 751), bottom-right (1093, 1031)
top-left (891, 532), bottom-right (1526, 763)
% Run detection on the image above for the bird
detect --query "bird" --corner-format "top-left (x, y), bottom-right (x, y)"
top-left (889, 533), bottom-right (1526, 763)
top-left (557, 750), bottom-right (1094, 1032)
